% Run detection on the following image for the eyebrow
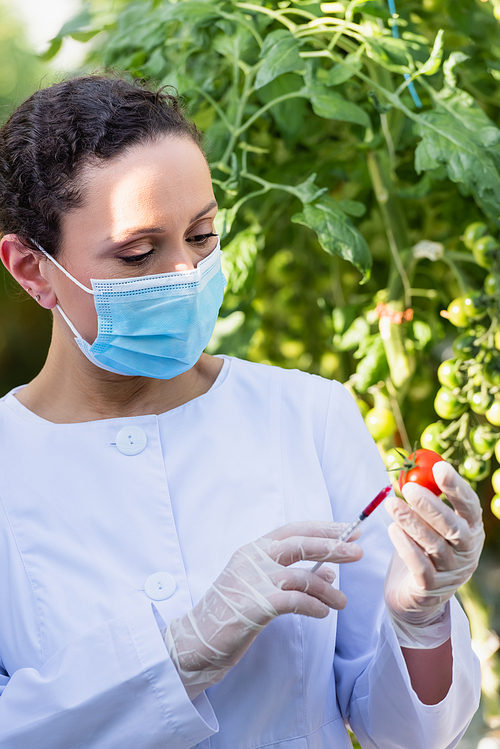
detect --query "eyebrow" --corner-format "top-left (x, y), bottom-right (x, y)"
top-left (105, 200), bottom-right (219, 245)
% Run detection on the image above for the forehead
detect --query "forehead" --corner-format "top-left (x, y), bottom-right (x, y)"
top-left (62, 136), bottom-right (213, 245)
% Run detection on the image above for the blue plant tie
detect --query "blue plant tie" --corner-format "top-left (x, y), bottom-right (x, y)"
top-left (387, 0), bottom-right (422, 107)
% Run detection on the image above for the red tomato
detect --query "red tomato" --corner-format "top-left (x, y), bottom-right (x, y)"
top-left (398, 449), bottom-right (444, 496)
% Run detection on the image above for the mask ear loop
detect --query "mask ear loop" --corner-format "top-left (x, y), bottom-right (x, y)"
top-left (29, 239), bottom-right (95, 294)
top-left (29, 238), bottom-right (95, 340)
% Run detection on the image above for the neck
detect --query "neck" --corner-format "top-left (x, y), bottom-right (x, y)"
top-left (15, 328), bottom-right (223, 423)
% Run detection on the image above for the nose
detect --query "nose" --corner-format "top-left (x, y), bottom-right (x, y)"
top-left (170, 247), bottom-right (197, 272)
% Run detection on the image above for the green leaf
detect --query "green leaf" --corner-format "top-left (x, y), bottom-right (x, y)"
top-left (443, 51), bottom-right (469, 90)
top-left (324, 55), bottom-right (362, 86)
top-left (38, 37), bottom-right (62, 61)
top-left (255, 30), bottom-right (303, 89)
top-left (412, 320), bottom-right (433, 350)
top-left (255, 73), bottom-right (307, 140)
top-left (55, 9), bottom-right (93, 39)
top-left (305, 85), bottom-right (370, 127)
top-left (416, 29), bottom-right (444, 77)
top-left (288, 173), bottom-right (327, 204)
top-left (351, 0), bottom-right (391, 19)
top-left (214, 206), bottom-right (239, 239)
top-left (365, 36), bottom-right (412, 74)
top-left (291, 196), bottom-right (372, 280)
top-left (169, 1), bottom-right (223, 25)
top-left (143, 47), bottom-right (168, 79)
top-left (346, 0), bottom-right (389, 20)
top-left (69, 30), bottom-right (100, 42)
top-left (397, 174), bottom-right (432, 198)
top-left (435, 89), bottom-right (500, 148)
top-left (334, 316), bottom-right (370, 351)
top-left (336, 199), bottom-right (366, 217)
top-left (415, 110), bottom-right (500, 221)
top-left (353, 335), bottom-right (389, 392)
top-left (221, 228), bottom-right (260, 293)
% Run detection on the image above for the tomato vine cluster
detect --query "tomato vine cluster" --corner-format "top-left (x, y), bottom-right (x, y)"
top-left (422, 222), bottom-right (500, 520)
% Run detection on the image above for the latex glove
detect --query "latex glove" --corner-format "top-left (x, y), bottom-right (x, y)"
top-left (163, 521), bottom-right (362, 699)
top-left (384, 460), bottom-right (484, 648)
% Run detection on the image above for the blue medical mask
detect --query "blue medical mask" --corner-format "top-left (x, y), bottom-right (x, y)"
top-left (33, 240), bottom-right (226, 379)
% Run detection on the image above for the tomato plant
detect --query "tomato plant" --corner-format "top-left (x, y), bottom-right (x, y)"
top-left (470, 426), bottom-right (498, 458)
top-left (468, 389), bottom-right (493, 415)
top-left (462, 222), bottom-right (488, 250)
top-left (472, 236), bottom-right (499, 269)
top-left (486, 398), bottom-right (500, 428)
top-left (444, 298), bottom-right (469, 328)
top-left (491, 469), bottom-right (500, 496)
top-left (420, 422), bottom-right (448, 454)
top-left (383, 447), bottom-right (409, 474)
top-left (365, 407), bottom-right (396, 442)
top-left (491, 496), bottom-right (500, 520)
top-left (434, 388), bottom-right (468, 420)
top-left (437, 359), bottom-right (463, 390)
top-left (398, 449), bottom-right (444, 496)
top-left (4, 0), bottom-right (500, 733)
top-left (460, 456), bottom-right (491, 483)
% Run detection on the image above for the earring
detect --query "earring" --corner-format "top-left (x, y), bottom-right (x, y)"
top-left (26, 287), bottom-right (32, 293)
top-left (34, 295), bottom-right (41, 302)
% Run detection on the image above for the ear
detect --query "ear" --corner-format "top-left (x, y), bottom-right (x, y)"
top-left (0, 234), bottom-right (57, 309)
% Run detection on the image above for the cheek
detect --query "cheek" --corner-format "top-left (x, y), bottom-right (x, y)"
top-left (56, 281), bottom-right (98, 343)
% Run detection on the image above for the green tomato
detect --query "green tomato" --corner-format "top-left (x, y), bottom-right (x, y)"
top-left (486, 397), bottom-right (500, 427)
top-left (495, 329), bottom-right (500, 351)
top-left (470, 425), bottom-right (497, 457)
top-left (484, 273), bottom-right (499, 296)
top-left (445, 297), bottom-right (469, 327)
top-left (437, 359), bottom-right (463, 389)
top-left (420, 421), bottom-right (447, 454)
top-left (452, 333), bottom-right (479, 359)
top-left (491, 495), bottom-right (500, 520)
top-left (492, 468), bottom-right (500, 495)
top-left (365, 407), bottom-right (396, 441)
top-left (473, 235), bottom-right (499, 269)
top-left (462, 222), bottom-right (488, 250)
top-left (495, 439), bottom-right (500, 463)
top-left (434, 387), bottom-right (468, 420)
top-left (384, 447), bottom-right (409, 473)
top-left (460, 456), bottom-right (490, 482)
top-left (356, 398), bottom-right (370, 418)
top-left (483, 356), bottom-right (500, 387)
top-left (463, 292), bottom-right (487, 320)
top-left (468, 389), bottom-right (493, 415)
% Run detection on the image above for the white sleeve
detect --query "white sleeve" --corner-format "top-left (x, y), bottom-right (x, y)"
top-left (321, 380), bottom-right (481, 749)
top-left (0, 602), bottom-right (218, 749)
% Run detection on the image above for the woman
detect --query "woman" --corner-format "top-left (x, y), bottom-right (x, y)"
top-left (0, 76), bottom-right (483, 749)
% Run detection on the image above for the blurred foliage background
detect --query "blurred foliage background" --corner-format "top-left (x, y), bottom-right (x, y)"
top-left (0, 0), bottom-right (51, 392)
top-left (1, 0), bottom-right (499, 741)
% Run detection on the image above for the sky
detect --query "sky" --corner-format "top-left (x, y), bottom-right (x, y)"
top-left (9, 0), bottom-right (86, 70)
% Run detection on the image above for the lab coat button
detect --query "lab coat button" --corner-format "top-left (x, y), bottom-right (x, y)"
top-left (145, 572), bottom-right (176, 601)
top-left (115, 426), bottom-right (147, 456)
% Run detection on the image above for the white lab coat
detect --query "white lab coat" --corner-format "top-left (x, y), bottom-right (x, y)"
top-left (0, 356), bottom-right (480, 748)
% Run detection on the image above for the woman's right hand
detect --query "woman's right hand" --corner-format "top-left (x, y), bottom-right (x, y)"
top-left (162, 521), bottom-right (363, 700)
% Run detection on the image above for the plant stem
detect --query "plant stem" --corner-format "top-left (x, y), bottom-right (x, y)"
top-left (366, 150), bottom-right (411, 307)
top-left (440, 256), bottom-right (469, 296)
top-left (235, 2), bottom-right (297, 31)
top-left (386, 377), bottom-right (411, 452)
top-left (220, 70), bottom-right (254, 167)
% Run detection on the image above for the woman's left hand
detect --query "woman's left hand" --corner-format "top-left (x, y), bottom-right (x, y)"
top-left (384, 460), bottom-right (484, 640)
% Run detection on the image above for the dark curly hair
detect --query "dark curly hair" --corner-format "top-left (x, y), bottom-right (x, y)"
top-left (0, 75), bottom-right (203, 257)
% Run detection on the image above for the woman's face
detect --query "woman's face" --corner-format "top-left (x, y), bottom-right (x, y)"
top-left (43, 135), bottom-right (218, 343)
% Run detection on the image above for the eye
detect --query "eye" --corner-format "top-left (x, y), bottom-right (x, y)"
top-left (187, 232), bottom-right (218, 247)
top-left (120, 249), bottom-right (155, 264)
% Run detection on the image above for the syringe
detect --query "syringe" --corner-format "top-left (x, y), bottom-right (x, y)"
top-left (310, 484), bottom-right (393, 574)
